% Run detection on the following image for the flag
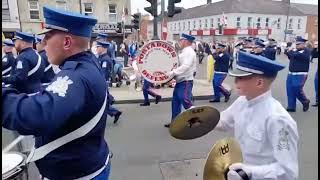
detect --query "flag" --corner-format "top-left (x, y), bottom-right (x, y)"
top-left (161, 17), bottom-right (168, 40)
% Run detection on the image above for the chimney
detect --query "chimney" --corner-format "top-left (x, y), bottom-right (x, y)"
top-left (207, 0), bottom-right (212, 4)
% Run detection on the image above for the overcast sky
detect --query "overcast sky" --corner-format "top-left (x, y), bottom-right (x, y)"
top-left (131, 0), bottom-right (318, 14)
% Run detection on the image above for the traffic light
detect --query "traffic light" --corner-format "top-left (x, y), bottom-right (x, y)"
top-left (116, 22), bottom-right (122, 33)
top-left (132, 13), bottom-right (141, 30)
top-left (168, 0), bottom-right (182, 17)
top-left (144, 0), bottom-right (158, 17)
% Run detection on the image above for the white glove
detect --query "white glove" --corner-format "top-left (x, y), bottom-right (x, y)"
top-left (227, 170), bottom-right (243, 180)
top-left (228, 163), bottom-right (252, 180)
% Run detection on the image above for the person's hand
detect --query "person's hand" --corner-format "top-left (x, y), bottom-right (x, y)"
top-left (169, 71), bottom-right (175, 78)
top-left (228, 163), bottom-right (252, 180)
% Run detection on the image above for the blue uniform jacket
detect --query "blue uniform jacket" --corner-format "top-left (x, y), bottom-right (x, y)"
top-left (99, 53), bottom-right (113, 81)
top-left (286, 48), bottom-right (310, 72)
top-left (3, 47), bottom-right (45, 93)
top-left (264, 46), bottom-right (277, 60)
top-left (39, 50), bottom-right (55, 83)
top-left (2, 51), bottom-right (109, 179)
top-left (213, 52), bottom-right (230, 72)
top-left (2, 52), bottom-right (16, 76)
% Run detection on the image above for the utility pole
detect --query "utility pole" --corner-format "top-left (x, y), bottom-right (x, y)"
top-left (145, 0), bottom-right (159, 40)
top-left (284, 0), bottom-right (291, 42)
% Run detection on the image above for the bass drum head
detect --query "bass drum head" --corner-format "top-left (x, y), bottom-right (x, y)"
top-left (137, 40), bottom-right (178, 84)
top-left (2, 152), bottom-right (24, 175)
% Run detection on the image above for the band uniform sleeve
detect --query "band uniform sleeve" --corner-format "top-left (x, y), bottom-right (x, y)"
top-left (3, 56), bottom-right (29, 85)
top-left (248, 116), bottom-right (299, 179)
top-left (215, 97), bottom-right (243, 132)
top-left (2, 72), bottom-right (87, 136)
top-left (173, 49), bottom-right (195, 75)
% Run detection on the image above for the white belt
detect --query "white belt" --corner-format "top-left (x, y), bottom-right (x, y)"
top-left (41, 153), bottom-right (110, 180)
top-left (28, 51), bottom-right (42, 76)
top-left (215, 71), bottom-right (228, 74)
top-left (288, 72), bottom-right (308, 75)
top-left (26, 91), bottom-right (107, 163)
top-left (2, 66), bottom-right (12, 75)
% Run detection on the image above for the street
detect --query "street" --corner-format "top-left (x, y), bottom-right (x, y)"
top-left (3, 54), bottom-right (317, 180)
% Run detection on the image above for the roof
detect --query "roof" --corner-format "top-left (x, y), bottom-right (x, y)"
top-left (291, 3), bottom-right (318, 15)
top-left (168, 0), bottom-right (310, 22)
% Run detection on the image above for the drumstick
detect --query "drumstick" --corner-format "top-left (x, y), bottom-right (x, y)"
top-left (2, 135), bottom-right (25, 153)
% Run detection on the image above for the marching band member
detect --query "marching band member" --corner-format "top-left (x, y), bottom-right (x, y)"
top-left (285, 36), bottom-right (311, 112)
top-left (216, 51), bottom-right (298, 180)
top-left (209, 43), bottom-right (231, 103)
top-left (2, 39), bottom-right (16, 77)
top-left (264, 38), bottom-right (277, 61)
top-left (2, 6), bottom-right (111, 179)
top-left (251, 40), bottom-right (266, 56)
top-left (35, 35), bottom-right (55, 84)
top-left (165, 33), bottom-right (197, 128)
top-left (140, 79), bottom-right (162, 106)
top-left (3, 31), bottom-right (45, 93)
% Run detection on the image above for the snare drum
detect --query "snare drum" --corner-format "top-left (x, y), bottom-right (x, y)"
top-left (2, 152), bottom-right (28, 180)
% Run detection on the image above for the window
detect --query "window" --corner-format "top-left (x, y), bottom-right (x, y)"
top-left (297, 19), bottom-right (301, 29)
top-left (277, 18), bottom-right (281, 29)
top-left (217, 18), bottom-right (221, 27)
top-left (174, 23), bottom-right (176, 31)
top-left (210, 18), bottom-right (214, 28)
top-left (205, 19), bottom-right (208, 29)
top-left (84, 3), bottom-right (93, 15)
top-left (108, 4), bottom-right (117, 23)
top-left (28, 0), bottom-right (40, 20)
top-left (256, 17), bottom-right (261, 28)
top-left (56, 0), bottom-right (67, 10)
top-left (188, 21), bottom-right (191, 30)
top-left (265, 18), bottom-right (269, 28)
top-left (288, 18), bottom-right (293, 29)
top-left (178, 22), bottom-right (180, 31)
top-left (199, 20), bottom-right (202, 29)
top-left (224, 17), bottom-right (228, 27)
top-left (183, 22), bottom-right (185, 30)
top-left (236, 17), bottom-right (241, 28)
top-left (193, 20), bottom-right (196, 29)
top-left (247, 17), bottom-right (252, 28)
top-left (2, 0), bottom-right (10, 21)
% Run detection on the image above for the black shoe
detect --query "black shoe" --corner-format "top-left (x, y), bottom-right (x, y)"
top-left (286, 108), bottom-right (296, 112)
top-left (303, 100), bottom-right (310, 112)
top-left (113, 111), bottom-right (122, 124)
top-left (164, 123), bottom-right (171, 128)
top-left (155, 96), bottom-right (162, 104)
top-left (312, 102), bottom-right (318, 107)
top-left (209, 99), bottom-right (220, 103)
top-left (225, 93), bottom-right (231, 102)
top-left (140, 102), bottom-right (150, 106)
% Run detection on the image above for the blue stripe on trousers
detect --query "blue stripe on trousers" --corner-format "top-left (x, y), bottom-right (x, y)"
top-left (171, 81), bottom-right (194, 121)
top-left (286, 74), bottom-right (309, 109)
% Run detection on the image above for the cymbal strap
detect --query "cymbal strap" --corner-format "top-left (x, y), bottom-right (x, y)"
top-left (236, 169), bottom-right (250, 180)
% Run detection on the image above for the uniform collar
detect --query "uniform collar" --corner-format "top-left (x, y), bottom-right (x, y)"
top-left (59, 50), bottom-right (92, 68)
top-left (39, 50), bottom-right (46, 54)
top-left (19, 47), bottom-right (34, 54)
top-left (247, 90), bottom-right (272, 107)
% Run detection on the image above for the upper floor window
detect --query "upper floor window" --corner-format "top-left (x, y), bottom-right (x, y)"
top-left (210, 18), bottom-right (214, 28)
top-left (297, 19), bottom-right (301, 29)
top-left (217, 18), bottom-right (221, 27)
top-left (56, 0), bottom-right (67, 10)
top-left (199, 19), bottom-right (202, 29)
top-left (183, 22), bottom-right (185, 30)
top-left (247, 17), bottom-right (253, 28)
top-left (193, 20), bottom-right (196, 29)
top-left (108, 4), bottom-right (117, 23)
top-left (205, 19), bottom-right (208, 29)
top-left (277, 18), bottom-right (281, 29)
top-left (288, 18), bottom-right (293, 29)
top-left (236, 17), bottom-right (241, 28)
top-left (28, 0), bottom-right (40, 20)
top-left (178, 22), bottom-right (180, 31)
top-left (188, 21), bottom-right (191, 30)
top-left (265, 18), bottom-right (269, 28)
top-left (84, 3), bottom-right (93, 16)
top-left (256, 17), bottom-right (261, 29)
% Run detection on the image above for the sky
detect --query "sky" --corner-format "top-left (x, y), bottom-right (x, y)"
top-left (131, 0), bottom-right (318, 14)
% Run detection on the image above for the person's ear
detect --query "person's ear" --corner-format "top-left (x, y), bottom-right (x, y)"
top-left (63, 35), bottom-right (72, 50)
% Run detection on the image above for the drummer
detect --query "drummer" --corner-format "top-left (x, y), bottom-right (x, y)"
top-left (2, 6), bottom-right (111, 179)
top-left (215, 51), bottom-right (298, 180)
top-left (165, 33), bottom-right (197, 128)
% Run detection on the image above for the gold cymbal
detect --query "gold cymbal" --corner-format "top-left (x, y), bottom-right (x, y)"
top-left (169, 106), bottom-right (220, 140)
top-left (203, 137), bottom-right (243, 180)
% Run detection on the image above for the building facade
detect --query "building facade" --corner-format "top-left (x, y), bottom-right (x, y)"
top-left (13, 0), bottom-right (132, 42)
top-left (167, 0), bottom-right (315, 43)
top-left (2, 0), bottom-right (20, 38)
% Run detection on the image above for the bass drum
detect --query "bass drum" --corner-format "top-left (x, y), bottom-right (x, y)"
top-left (2, 152), bottom-right (28, 180)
